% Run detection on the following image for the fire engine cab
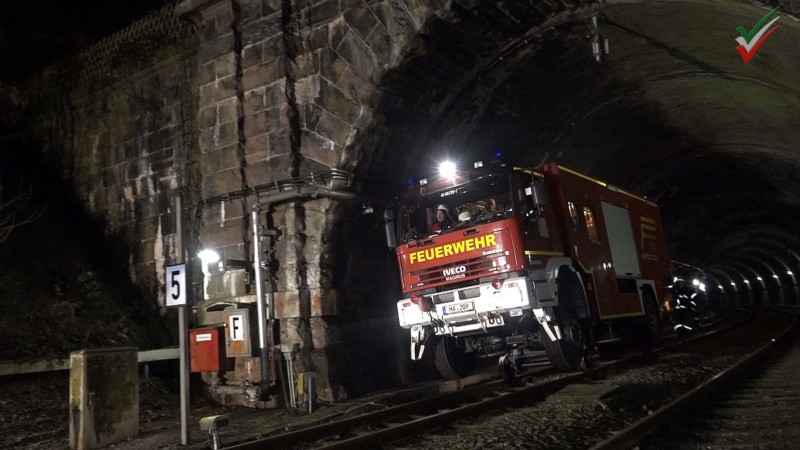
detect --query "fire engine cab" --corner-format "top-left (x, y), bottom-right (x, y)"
top-left (383, 160), bottom-right (671, 380)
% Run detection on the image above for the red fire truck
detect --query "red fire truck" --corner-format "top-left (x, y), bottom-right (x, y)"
top-left (383, 160), bottom-right (672, 380)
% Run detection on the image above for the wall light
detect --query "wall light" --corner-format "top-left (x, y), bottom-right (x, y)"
top-left (198, 249), bottom-right (221, 265)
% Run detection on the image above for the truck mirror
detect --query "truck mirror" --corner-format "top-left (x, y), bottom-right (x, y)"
top-left (383, 207), bottom-right (398, 249)
top-left (527, 182), bottom-right (549, 207)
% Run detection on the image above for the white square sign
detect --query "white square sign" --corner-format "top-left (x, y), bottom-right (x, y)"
top-left (166, 263), bottom-right (187, 307)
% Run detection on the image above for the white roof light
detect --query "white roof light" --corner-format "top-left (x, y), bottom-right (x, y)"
top-left (439, 161), bottom-right (456, 180)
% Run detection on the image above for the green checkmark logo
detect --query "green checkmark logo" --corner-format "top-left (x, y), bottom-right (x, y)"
top-left (736, 7), bottom-right (780, 41)
top-left (735, 7), bottom-right (781, 63)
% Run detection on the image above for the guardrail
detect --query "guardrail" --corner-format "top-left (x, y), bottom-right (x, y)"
top-left (0, 347), bottom-right (179, 377)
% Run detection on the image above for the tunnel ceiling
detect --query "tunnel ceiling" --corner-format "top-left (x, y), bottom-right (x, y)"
top-left (368, 0), bottom-right (800, 280)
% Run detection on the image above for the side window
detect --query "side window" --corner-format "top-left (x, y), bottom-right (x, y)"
top-left (582, 206), bottom-right (600, 243)
top-left (567, 202), bottom-right (580, 231)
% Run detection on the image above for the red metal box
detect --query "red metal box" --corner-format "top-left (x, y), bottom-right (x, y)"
top-left (190, 327), bottom-right (226, 373)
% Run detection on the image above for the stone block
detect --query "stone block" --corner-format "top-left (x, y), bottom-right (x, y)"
top-left (294, 75), bottom-right (320, 105)
top-left (310, 288), bottom-right (339, 317)
top-left (69, 348), bottom-right (138, 450)
top-left (216, 120), bottom-right (239, 148)
top-left (202, 167), bottom-right (243, 197)
top-left (262, 0), bottom-right (281, 16)
top-left (238, 0), bottom-right (263, 24)
top-left (217, 97), bottom-right (239, 125)
top-left (315, 111), bottom-right (352, 146)
top-left (242, 42), bottom-right (263, 70)
top-left (244, 88), bottom-right (265, 116)
top-left (299, 129), bottom-right (340, 167)
top-left (274, 290), bottom-right (310, 318)
top-left (306, 25), bottom-right (328, 51)
top-left (335, 31), bottom-right (377, 83)
top-left (218, 143), bottom-right (243, 172)
top-left (225, 356), bottom-right (262, 383)
top-left (267, 128), bottom-right (293, 156)
top-left (335, 66), bottom-right (376, 106)
top-left (318, 75), bottom-right (360, 124)
top-left (303, 104), bottom-right (323, 130)
top-left (243, 60), bottom-right (286, 92)
top-left (205, 268), bottom-right (249, 299)
top-left (364, 25), bottom-right (392, 66)
top-left (293, 53), bottom-right (321, 79)
top-left (343, 7), bottom-right (380, 41)
top-left (241, 17), bottom-right (281, 45)
top-left (304, 0), bottom-right (340, 27)
top-left (244, 132), bottom-right (269, 157)
top-left (201, 33), bottom-right (236, 62)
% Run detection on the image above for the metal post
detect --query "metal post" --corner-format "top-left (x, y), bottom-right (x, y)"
top-left (176, 196), bottom-right (191, 445)
top-left (252, 205), bottom-right (270, 396)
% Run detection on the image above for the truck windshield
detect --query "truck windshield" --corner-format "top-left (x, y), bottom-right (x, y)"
top-left (401, 174), bottom-right (514, 242)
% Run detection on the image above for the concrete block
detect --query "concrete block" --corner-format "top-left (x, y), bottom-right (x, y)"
top-left (69, 348), bottom-right (138, 450)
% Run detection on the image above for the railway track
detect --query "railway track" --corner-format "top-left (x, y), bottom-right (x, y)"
top-left (221, 309), bottom-right (761, 449)
top-left (595, 307), bottom-right (799, 449)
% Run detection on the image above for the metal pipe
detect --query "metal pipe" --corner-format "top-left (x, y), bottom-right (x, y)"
top-left (251, 185), bottom-right (357, 399)
top-left (252, 204), bottom-right (270, 397)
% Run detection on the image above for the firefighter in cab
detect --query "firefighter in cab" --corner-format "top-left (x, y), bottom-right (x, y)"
top-left (432, 204), bottom-right (452, 232)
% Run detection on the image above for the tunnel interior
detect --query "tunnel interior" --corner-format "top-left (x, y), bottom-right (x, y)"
top-left (361, 0), bottom-right (800, 304)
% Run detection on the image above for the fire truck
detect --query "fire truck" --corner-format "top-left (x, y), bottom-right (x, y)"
top-left (383, 160), bottom-right (672, 380)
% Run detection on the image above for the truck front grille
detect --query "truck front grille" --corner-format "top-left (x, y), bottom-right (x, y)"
top-left (408, 253), bottom-right (506, 289)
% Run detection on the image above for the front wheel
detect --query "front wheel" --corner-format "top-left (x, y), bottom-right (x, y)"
top-left (541, 302), bottom-right (588, 371)
top-left (542, 268), bottom-right (590, 371)
top-left (434, 337), bottom-right (476, 379)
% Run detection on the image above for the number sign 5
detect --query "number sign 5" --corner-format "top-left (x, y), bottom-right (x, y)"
top-left (166, 264), bottom-right (187, 307)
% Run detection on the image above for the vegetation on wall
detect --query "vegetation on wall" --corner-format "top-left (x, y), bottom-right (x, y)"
top-left (0, 140), bottom-right (170, 359)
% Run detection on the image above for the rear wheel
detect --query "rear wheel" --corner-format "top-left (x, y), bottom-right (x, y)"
top-left (542, 269), bottom-right (589, 371)
top-left (434, 337), bottom-right (476, 379)
top-left (620, 290), bottom-right (660, 352)
top-left (639, 292), bottom-right (660, 352)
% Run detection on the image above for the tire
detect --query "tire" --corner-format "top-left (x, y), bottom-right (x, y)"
top-left (434, 337), bottom-right (476, 379)
top-left (621, 290), bottom-right (660, 352)
top-left (639, 292), bottom-right (660, 352)
top-left (542, 269), bottom-right (589, 371)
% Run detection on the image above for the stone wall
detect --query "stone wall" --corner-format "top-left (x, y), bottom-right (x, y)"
top-left (180, 0), bottom-right (441, 400)
top-left (31, 3), bottom-right (199, 307)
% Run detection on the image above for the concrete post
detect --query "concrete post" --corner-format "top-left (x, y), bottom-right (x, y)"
top-left (69, 347), bottom-right (139, 450)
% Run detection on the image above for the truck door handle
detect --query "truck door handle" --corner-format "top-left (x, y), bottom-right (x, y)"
top-left (463, 228), bottom-right (479, 236)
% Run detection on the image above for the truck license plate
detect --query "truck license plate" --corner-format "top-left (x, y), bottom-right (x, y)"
top-left (442, 301), bottom-right (474, 315)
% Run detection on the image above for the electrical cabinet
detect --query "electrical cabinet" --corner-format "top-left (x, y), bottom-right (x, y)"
top-left (190, 327), bottom-right (226, 373)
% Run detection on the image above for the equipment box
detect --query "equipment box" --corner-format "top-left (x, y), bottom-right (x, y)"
top-left (190, 327), bottom-right (227, 373)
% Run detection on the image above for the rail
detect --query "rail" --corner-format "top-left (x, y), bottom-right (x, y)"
top-left (0, 347), bottom-right (179, 377)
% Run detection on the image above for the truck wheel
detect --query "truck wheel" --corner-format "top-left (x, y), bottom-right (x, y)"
top-left (498, 354), bottom-right (521, 386)
top-left (620, 292), bottom-right (660, 352)
top-left (639, 292), bottom-right (660, 352)
top-left (542, 269), bottom-right (589, 371)
top-left (434, 337), bottom-right (476, 379)
top-left (541, 302), bottom-right (587, 371)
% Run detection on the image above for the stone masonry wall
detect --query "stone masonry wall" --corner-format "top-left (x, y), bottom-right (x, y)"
top-left (181, 0), bottom-right (450, 400)
top-left (31, 4), bottom-right (199, 309)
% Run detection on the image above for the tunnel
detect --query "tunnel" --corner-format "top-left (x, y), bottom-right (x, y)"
top-left (1, 0), bottom-right (799, 402)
